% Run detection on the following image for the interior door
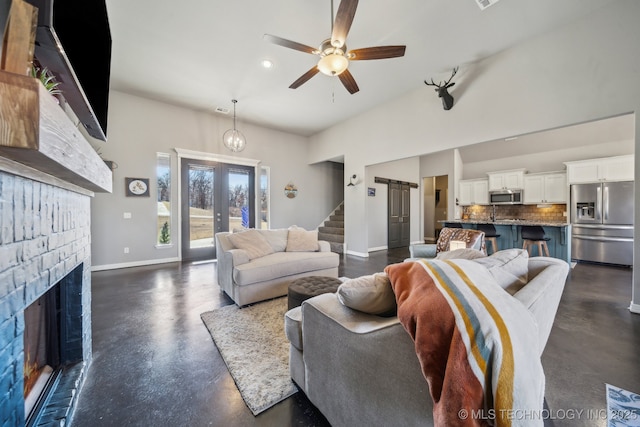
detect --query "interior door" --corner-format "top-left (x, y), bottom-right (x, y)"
top-left (388, 182), bottom-right (410, 249)
top-left (181, 158), bottom-right (255, 261)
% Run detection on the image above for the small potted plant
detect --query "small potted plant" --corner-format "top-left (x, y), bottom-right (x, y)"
top-left (31, 64), bottom-right (62, 99)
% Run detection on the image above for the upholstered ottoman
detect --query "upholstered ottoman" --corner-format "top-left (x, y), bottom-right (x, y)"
top-left (287, 276), bottom-right (342, 310)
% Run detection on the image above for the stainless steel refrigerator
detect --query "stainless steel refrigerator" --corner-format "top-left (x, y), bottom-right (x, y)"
top-left (570, 181), bottom-right (634, 266)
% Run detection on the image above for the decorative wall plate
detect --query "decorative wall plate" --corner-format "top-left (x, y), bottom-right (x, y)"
top-left (125, 178), bottom-right (150, 197)
top-left (284, 183), bottom-right (297, 199)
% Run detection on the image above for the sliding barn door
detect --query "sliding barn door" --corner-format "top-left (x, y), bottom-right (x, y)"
top-left (388, 182), bottom-right (410, 249)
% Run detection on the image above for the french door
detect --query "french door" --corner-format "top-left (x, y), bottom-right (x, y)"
top-left (180, 158), bottom-right (255, 261)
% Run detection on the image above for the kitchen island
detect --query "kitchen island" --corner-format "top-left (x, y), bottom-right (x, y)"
top-left (442, 219), bottom-right (571, 264)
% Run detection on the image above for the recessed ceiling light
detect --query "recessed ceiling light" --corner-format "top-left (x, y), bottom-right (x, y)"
top-left (261, 59), bottom-right (274, 69)
top-left (504, 136), bottom-right (518, 142)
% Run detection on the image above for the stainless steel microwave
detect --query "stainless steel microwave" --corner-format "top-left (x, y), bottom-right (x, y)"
top-left (489, 189), bottom-right (523, 205)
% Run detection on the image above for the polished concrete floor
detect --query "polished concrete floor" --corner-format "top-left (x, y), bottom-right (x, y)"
top-left (71, 249), bottom-right (640, 426)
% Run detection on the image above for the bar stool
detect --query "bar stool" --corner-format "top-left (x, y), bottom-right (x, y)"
top-left (477, 223), bottom-right (500, 255)
top-left (521, 226), bottom-right (550, 257)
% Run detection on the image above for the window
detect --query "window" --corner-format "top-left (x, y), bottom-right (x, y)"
top-left (157, 153), bottom-right (171, 245)
top-left (260, 166), bottom-right (270, 229)
top-left (228, 168), bottom-right (250, 231)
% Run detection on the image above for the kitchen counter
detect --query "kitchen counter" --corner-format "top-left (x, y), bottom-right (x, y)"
top-left (444, 219), bottom-right (570, 227)
top-left (439, 219), bottom-right (571, 263)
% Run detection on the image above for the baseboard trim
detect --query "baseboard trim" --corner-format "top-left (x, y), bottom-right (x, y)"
top-left (368, 246), bottom-right (388, 253)
top-left (91, 257), bottom-right (180, 272)
top-left (346, 250), bottom-right (369, 258)
top-left (629, 302), bottom-right (640, 314)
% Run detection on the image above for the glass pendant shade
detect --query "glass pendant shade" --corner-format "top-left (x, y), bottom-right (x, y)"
top-left (223, 99), bottom-right (246, 152)
top-left (318, 53), bottom-right (349, 76)
top-left (223, 128), bottom-right (246, 152)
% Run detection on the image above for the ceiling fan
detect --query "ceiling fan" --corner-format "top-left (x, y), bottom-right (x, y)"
top-left (264, 0), bottom-right (406, 94)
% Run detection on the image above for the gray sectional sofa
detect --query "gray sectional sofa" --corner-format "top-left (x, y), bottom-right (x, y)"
top-left (285, 252), bottom-right (569, 426)
top-left (215, 228), bottom-right (339, 306)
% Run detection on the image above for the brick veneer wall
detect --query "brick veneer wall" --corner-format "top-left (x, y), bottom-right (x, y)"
top-left (0, 171), bottom-right (92, 426)
top-left (462, 204), bottom-right (567, 222)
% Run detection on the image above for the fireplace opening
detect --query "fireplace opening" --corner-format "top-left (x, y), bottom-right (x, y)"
top-left (23, 263), bottom-right (84, 425)
top-left (23, 286), bottom-right (61, 417)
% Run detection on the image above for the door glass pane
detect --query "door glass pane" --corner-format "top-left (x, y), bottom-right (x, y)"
top-left (228, 169), bottom-right (250, 231)
top-left (260, 166), bottom-right (269, 229)
top-left (188, 165), bottom-right (215, 249)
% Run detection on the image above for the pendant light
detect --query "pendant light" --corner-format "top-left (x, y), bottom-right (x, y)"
top-left (223, 99), bottom-right (246, 152)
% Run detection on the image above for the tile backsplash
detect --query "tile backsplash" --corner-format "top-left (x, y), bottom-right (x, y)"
top-left (462, 204), bottom-right (567, 222)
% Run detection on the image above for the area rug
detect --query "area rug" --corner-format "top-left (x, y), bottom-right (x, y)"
top-left (200, 297), bottom-right (297, 415)
top-left (607, 384), bottom-right (640, 426)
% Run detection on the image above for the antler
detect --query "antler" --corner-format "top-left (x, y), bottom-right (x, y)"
top-left (424, 78), bottom-right (441, 87)
top-left (424, 66), bottom-right (459, 88)
top-left (443, 66), bottom-right (458, 86)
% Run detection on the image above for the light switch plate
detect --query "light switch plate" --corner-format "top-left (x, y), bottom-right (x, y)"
top-left (123, 212), bottom-right (132, 219)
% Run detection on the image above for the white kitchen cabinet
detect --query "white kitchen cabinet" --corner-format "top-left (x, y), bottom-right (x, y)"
top-left (523, 172), bottom-right (566, 204)
top-left (487, 169), bottom-right (526, 191)
top-left (458, 179), bottom-right (489, 205)
top-left (565, 155), bottom-right (634, 184)
top-left (600, 155), bottom-right (635, 181)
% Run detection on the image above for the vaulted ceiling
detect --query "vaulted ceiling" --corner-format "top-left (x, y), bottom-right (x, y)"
top-left (105, 0), bottom-right (615, 137)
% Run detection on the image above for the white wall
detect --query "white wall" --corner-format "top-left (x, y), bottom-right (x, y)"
top-left (365, 157), bottom-right (421, 252)
top-left (418, 149), bottom-right (458, 237)
top-left (423, 177), bottom-right (435, 240)
top-left (91, 91), bottom-right (341, 268)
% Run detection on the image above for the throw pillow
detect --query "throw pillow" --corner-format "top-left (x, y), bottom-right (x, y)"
top-left (286, 226), bottom-right (319, 252)
top-left (436, 248), bottom-right (487, 260)
top-left (473, 248), bottom-right (529, 294)
top-left (226, 229), bottom-right (275, 260)
top-left (337, 273), bottom-right (397, 316)
top-left (436, 228), bottom-right (486, 254)
top-left (258, 229), bottom-right (289, 252)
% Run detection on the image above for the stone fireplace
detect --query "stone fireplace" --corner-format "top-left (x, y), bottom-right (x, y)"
top-left (0, 173), bottom-right (93, 426)
top-left (0, 69), bottom-right (112, 426)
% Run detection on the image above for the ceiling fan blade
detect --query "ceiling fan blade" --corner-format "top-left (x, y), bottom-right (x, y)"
top-left (263, 34), bottom-right (317, 54)
top-left (289, 66), bottom-right (320, 89)
top-left (331, 0), bottom-right (359, 48)
top-left (338, 69), bottom-right (359, 94)
top-left (348, 45), bottom-right (406, 60)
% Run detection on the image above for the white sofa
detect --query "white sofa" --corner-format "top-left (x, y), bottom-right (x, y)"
top-left (285, 251), bottom-right (569, 426)
top-left (215, 228), bottom-right (339, 306)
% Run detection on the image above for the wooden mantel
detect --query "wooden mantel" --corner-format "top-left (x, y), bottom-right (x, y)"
top-left (0, 70), bottom-right (112, 193)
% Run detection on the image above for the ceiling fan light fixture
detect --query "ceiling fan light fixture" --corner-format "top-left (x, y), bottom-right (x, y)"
top-left (318, 53), bottom-right (349, 76)
top-left (264, 0), bottom-right (406, 93)
top-left (223, 100), bottom-right (246, 152)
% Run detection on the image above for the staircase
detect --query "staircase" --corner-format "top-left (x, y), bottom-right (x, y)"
top-left (318, 203), bottom-right (344, 254)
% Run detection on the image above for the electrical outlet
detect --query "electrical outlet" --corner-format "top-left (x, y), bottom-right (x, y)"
top-left (123, 212), bottom-right (132, 219)
top-left (124, 247), bottom-right (129, 254)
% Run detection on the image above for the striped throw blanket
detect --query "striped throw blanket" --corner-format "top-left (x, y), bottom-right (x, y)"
top-left (385, 259), bottom-right (544, 427)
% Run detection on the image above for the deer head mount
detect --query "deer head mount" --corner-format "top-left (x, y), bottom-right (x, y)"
top-left (424, 66), bottom-right (459, 110)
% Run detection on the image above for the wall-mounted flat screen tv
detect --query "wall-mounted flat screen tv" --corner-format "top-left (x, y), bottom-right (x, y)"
top-left (26, 0), bottom-right (111, 141)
